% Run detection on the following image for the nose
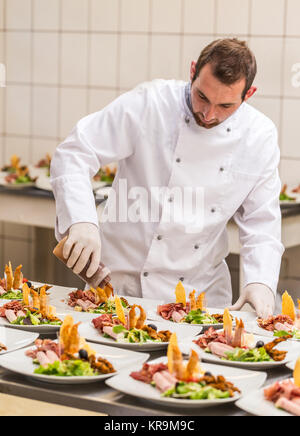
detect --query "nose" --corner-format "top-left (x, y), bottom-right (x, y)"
top-left (203, 104), bottom-right (216, 122)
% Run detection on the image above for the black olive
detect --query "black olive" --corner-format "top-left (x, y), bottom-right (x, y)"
top-left (79, 349), bottom-right (88, 360)
top-left (204, 372), bottom-right (212, 377)
top-left (27, 282), bottom-right (32, 288)
top-left (256, 341), bottom-right (265, 348)
top-left (147, 324), bottom-right (158, 331)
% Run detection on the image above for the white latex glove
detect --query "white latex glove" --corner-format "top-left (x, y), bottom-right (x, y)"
top-left (228, 283), bottom-right (275, 319)
top-left (63, 223), bottom-right (101, 278)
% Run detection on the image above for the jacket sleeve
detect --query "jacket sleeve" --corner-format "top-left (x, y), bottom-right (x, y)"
top-left (50, 87), bottom-right (146, 241)
top-left (233, 127), bottom-right (285, 295)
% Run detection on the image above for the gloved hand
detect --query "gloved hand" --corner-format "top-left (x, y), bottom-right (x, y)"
top-left (63, 223), bottom-right (101, 278)
top-left (228, 283), bottom-right (275, 319)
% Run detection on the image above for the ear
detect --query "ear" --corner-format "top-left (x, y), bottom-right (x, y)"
top-left (190, 61), bottom-right (197, 82)
top-left (244, 86), bottom-right (257, 102)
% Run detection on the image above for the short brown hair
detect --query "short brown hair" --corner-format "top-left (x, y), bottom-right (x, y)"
top-left (193, 38), bottom-right (257, 100)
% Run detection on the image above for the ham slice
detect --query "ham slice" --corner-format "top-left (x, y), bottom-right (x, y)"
top-left (274, 322), bottom-right (293, 332)
top-left (102, 325), bottom-right (118, 340)
top-left (276, 397), bottom-right (300, 416)
top-left (36, 351), bottom-right (51, 367)
top-left (172, 311), bottom-right (185, 323)
top-left (153, 371), bottom-right (177, 393)
top-left (5, 310), bottom-right (17, 323)
top-left (46, 350), bottom-right (60, 364)
top-left (208, 342), bottom-right (235, 358)
top-left (0, 288), bottom-right (6, 296)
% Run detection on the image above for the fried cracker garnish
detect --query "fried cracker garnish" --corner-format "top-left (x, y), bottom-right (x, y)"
top-left (223, 308), bottom-right (233, 343)
top-left (196, 292), bottom-right (206, 311)
top-left (282, 291), bottom-right (296, 322)
top-left (104, 283), bottom-right (114, 298)
top-left (294, 357), bottom-right (300, 388)
top-left (184, 349), bottom-right (202, 381)
top-left (10, 155), bottom-right (20, 169)
top-left (129, 305), bottom-right (146, 329)
top-left (189, 290), bottom-right (197, 311)
top-left (31, 290), bottom-right (40, 310)
top-left (22, 282), bottom-right (30, 306)
top-left (167, 333), bottom-right (184, 380)
top-left (115, 296), bottom-right (126, 325)
top-left (13, 264), bottom-right (23, 289)
top-left (175, 281), bottom-right (186, 307)
top-left (5, 262), bottom-right (14, 291)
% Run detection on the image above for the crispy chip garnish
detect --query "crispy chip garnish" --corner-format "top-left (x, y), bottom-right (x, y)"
top-left (22, 283), bottom-right (30, 306)
top-left (96, 287), bottom-right (108, 304)
top-left (13, 264), bottom-right (23, 290)
top-left (294, 357), bottom-right (300, 388)
top-left (115, 296), bottom-right (126, 325)
top-left (223, 308), bottom-right (233, 342)
top-left (32, 290), bottom-right (40, 310)
top-left (167, 333), bottom-right (184, 380)
top-left (175, 281), bottom-right (186, 307)
top-left (189, 290), bottom-right (197, 311)
top-left (196, 292), bottom-right (206, 311)
top-left (184, 349), bottom-right (202, 381)
top-left (59, 315), bottom-right (74, 353)
top-left (282, 291), bottom-right (296, 321)
top-left (5, 262), bottom-right (14, 291)
top-left (104, 284), bottom-right (114, 298)
top-left (10, 154), bottom-right (20, 169)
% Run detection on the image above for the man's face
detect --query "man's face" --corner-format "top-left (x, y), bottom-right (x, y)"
top-left (190, 63), bottom-right (250, 129)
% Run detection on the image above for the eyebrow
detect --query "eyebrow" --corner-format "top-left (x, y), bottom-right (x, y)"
top-left (197, 89), bottom-right (237, 107)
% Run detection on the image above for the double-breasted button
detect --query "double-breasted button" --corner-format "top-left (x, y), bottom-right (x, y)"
top-left (176, 158), bottom-right (181, 163)
top-left (227, 128), bottom-right (231, 133)
top-left (157, 235), bottom-right (163, 241)
top-left (143, 272), bottom-right (149, 277)
top-left (179, 277), bottom-right (184, 282)
top-left (220, 167), bottom-right (225, 172)
top-left (185, 116), bottom-right (190, 124)
top-left (194, 244), bottom-right (199, 250)
top-left (211, 208), bottom-right (216, 213)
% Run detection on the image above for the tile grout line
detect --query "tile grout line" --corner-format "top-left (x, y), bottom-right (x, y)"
top-left (29, 0), bottom-right (34, 163)
top-left (278, 0), bottom-right (288, 159)
top-left (86, 0), bottom-right (92, 113)
top-left (56, 0), bottom-right (62, 141)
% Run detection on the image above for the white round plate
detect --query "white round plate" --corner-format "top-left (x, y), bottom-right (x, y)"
top-left (0, 342), bottom-right (149, 385)
top-left (106, 357), bottom-right (266, 409)
top-left (0, 327), bottom-right (39, 355)
top-left (0, 311), bottom-right (87, 333)
top-left (78, 320), bottom-right (202, 351)
top-left (180, 333), bottom-right (300, 370)
top-left (245, 320), bottom-right (300, 342)
top-left (35, 174), bottom-right (52, 191)
top-left (147, 307), bottom-right (255, 328)
top-left (236, 381), bottom-right (296, 416)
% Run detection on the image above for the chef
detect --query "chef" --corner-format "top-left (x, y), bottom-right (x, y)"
top-left (51, 38), bottom-right (284, 318)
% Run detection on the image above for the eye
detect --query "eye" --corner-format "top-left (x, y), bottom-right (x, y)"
top-left (221, 105), bottom-right (232, 109)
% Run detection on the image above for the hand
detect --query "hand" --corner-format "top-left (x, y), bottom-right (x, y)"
top-left (63, 223), bottom-right (101, 278)
top-left (228, 283), bottom-right (275, 319)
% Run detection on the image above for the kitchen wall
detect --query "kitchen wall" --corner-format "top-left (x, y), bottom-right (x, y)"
top-left (0, 0), bottom-right (300, 298)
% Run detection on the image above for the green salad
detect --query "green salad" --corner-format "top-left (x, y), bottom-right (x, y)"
top-left (183, 310), bottom-right (219, 325)
top-left (34, 359), bottom-right (96, 377)
top-left (15, 175), bottom-right (32, 184)
top-left (162, 382), bottom-right (231, 400)
top-left (104, 325), bottom-right (161, 344)
top-left (0, 290), bottom-right (23, 299)
top-left (11, 310), bottom-right (62, 326)
top-left (87, 298), bottom-right (129, 315)
top-left (223, 347), bottom-right (272, 363)
top-left (274, 329), bottom-right (300, 340)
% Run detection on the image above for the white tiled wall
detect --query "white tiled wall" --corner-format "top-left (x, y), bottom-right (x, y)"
top-left (0, 0), bottom-right (300, 294)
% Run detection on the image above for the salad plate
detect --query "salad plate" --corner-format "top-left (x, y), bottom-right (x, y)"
top-left (0, 327), bottom-right (39, 355)
top-left (106, 357), bottom-right (266, 409)
top-left (0, 341), bottom-right (149, 385)
top-left (79, 319), bottom-right (202, 351)
top-left (180, 333), bottom-right (300, 370)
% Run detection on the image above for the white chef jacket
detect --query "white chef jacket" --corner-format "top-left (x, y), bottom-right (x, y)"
top-left (51, 80), bottom-right (284, 307)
